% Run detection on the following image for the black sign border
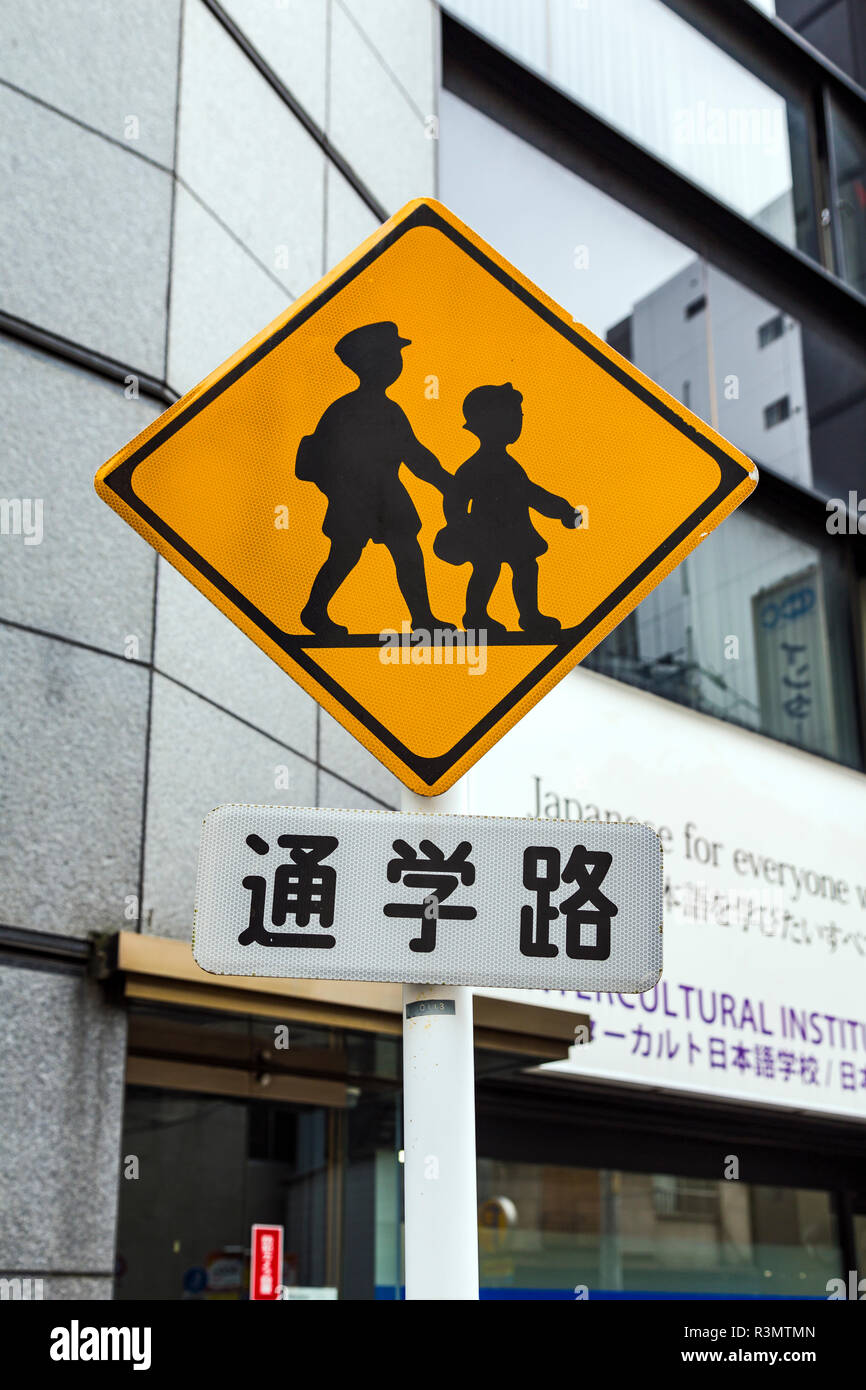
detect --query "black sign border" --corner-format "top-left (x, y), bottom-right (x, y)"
top-left (103, 201), bottom-right (750, 787)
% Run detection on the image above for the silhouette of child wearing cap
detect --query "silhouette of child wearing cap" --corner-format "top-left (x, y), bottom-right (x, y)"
top-left (434, 383), bottom-right (578, 638)
top-left (297, 321), bottom-right (453, 636)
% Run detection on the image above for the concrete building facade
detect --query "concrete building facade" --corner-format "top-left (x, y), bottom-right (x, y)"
top-left (1, 0), bottom-right (437, 1300)
top-left (3, 0), bottom-right (866, 1301)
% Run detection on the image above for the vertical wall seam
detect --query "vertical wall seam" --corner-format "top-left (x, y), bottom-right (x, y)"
top-left (322, 0), bottom-right (333, 278)
top-left (136, 559), bottom-right (161, 934)
top-left (163, 0), bottom-right (186, 384)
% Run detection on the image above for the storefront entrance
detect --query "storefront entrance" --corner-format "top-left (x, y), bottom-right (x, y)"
top-left (113, 992), bottom-right (863, 1300)
top-left (115, 1088), bottom-right (341, 1300)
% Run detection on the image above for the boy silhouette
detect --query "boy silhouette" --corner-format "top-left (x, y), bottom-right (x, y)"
top-left (297, 321), bottom-right (452, 636)
top-left (433, 383), bottom-right (578, 638)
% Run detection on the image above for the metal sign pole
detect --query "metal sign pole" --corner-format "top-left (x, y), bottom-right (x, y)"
top-left (400, 778), bottom-right (479, 1301)
top-left (193, 804), bottom-right (660, 1296)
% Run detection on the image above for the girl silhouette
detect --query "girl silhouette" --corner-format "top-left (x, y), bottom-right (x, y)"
top-left (433, 383), bottom-right (579, 638)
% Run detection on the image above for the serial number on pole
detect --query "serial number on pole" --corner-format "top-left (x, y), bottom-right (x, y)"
top-left (192, 805), bottom-right (663, 992)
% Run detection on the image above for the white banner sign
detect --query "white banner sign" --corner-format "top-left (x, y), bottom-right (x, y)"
top-left (193, 804), bottom-right (662, 992)
top-left (471, 667), bottom-right (866, 1120)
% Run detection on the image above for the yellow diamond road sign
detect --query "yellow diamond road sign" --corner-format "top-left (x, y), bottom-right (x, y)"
top-left (95, 197), bottom-right (757, 795)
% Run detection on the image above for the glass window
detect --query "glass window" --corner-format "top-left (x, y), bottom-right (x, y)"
top-left (476, 1159), bottom-right (841, 1297)
top-left (629, 257), bottom-right (866, 499)
top-left (441, 90), bottom-right (866, 498)
top-left (758, 313), bottom-right (785, 348)
top-left (763, 395), bottom-right (791, 428)
top-left (375, 1129), bottom-right (405, 1300)
top-left (445, 0), bottom-right (818, 259)
top-left (117, 1008), bottom-right (412, 1300)
top-left (115, 1087), bottom-right (337, 1299)
top-left (441, 90), bottom-right (864, 767)
top-left (586, 502), bottom-right (861, 768)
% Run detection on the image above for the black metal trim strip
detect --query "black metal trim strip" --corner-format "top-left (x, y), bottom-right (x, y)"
top-left (477, 1074), bottom-right (866, 1183)
top-left (666, 0), bottom-right (866, 110)
top-left (201, 0), bottom-right (388, 223)
top-left (0, 924), bottom-right (91, 965)
top-left (0, 310), bottom-right (178, 406)
top-left (481, 1069), bottom-right (866, 1149)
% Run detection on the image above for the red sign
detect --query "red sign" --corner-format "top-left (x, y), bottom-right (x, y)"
top-left (250, 1224), bottom-right (283, 1301)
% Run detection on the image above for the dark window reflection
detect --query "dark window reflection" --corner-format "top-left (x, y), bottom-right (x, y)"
top-left (829, 100), bottom-right (866, 298)
top-left (115, 1088), bottom-right (334, 1300)
top-left (587, 502), bottom-right (861, 769)
top-left (476, 1160), bottom-right (840, 1297)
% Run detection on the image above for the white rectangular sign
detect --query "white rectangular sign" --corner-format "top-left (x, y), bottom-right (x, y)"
top-left (192, 804), bottom-right (662, 991)
top-left (471, 666), bottom-right (866, 1120)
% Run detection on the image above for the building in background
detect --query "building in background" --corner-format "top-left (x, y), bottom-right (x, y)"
top-left (1, 0), bottom-right (865, 1300)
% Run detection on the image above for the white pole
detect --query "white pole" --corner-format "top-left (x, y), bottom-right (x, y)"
top-left (401, 777), bottom-right (479, 1301)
